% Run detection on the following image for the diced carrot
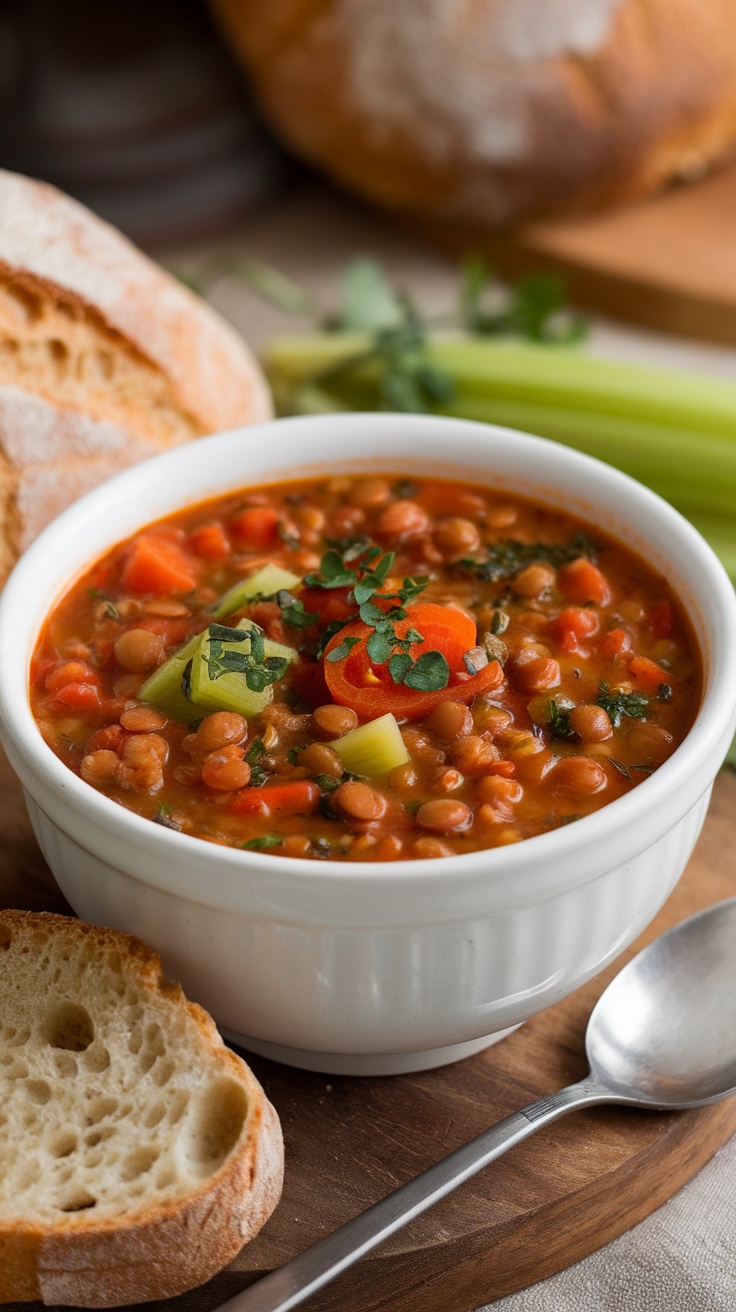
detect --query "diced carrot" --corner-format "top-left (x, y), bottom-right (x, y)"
top-left (557, 558), bottom-right (611, 607)
top-left (45, 661), bottom-right (98, 692)
top-left (600, 628), bottom-right (631, 659)
top-left (231, 779), bottom-right (321, 818)
top-left (230, 506), bottom-right (281, 551)
top-left (53, 682), bottom-right (101, 710)
top-left (549, 606), bottom-right (599, 653)
top-left (121, 534), bottom-right (199, 596)
top-left (188, 523), bottom-right (231, 561)
top-left (649, 599), bottom-right (674, 639)
top-left (629, 655), bottom-right (669, 694)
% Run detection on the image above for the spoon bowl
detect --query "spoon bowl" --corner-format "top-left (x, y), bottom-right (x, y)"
top-left (222, 898), bottom-right (736, 1312)
top-left (587, 897), bottom-right (736, 1107)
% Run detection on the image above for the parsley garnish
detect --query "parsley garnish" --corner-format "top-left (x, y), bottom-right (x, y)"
top-left (595, 682), bottom-right (649, 728)
top-left (241, 834), bottom-right (284, 851)
top-left (547, 699), bottom-right (575, 740)
top-left (307, 543), bottom-right (449, 691)
top-left (456, 533), bottom-right (597, 584)
top-left (245, 737), bottom-right (266, 765)
top-left (274, 590), bottom-right (319, 628)
top-left (204, 623), bottom-right (288, 692)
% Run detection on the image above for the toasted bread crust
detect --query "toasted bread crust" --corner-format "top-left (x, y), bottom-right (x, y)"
top-left (0, 169), bottom-right (272, 583)
top-left (213, 0), bottom-right (736, 227)
top-left (0, 911), bottom-right (284, 1307)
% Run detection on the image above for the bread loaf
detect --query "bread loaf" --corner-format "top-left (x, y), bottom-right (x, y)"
top-left (212, 0), bottom-right (736, 228)
top-left (0, 169), bottom-right (272, 582)
top-left (0, 909), bottom-right (284, 1307)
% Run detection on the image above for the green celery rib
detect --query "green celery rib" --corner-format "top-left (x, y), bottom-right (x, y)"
top-left (441, 397), bottom-right (736, 518)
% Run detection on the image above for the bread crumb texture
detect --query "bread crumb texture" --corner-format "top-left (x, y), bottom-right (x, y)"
top-left (0, 911), bottom-right (283, 1306)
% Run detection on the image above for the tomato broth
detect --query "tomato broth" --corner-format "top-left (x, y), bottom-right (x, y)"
top-left (31, 473), bottom-right (701, 862)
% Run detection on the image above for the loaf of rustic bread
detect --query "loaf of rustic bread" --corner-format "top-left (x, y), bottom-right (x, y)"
top-left (0, 169), bottom-right (272, 583)
top-left (0, 909), bottom-right (284, 1307)
top-left (212, 0), bottom-right (736, 228)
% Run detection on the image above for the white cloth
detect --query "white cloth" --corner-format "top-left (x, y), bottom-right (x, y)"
top-left (487, 1135), bottom-right (736, 1310)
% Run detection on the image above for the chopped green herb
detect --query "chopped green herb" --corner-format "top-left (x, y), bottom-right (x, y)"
top-left (393, 478), bottom-right (420, 499)
top-left (608, 758), bottom-right (656, 783)
top-left (325, 635), bottom-right (361, 663)
top-left (596, 682), bottom-right (649, 728)
top-left (241, 834), bottom-right (284, 851)
top-left (204, 623), bottom-right (289, 692)
top-left (88, 589), bottom-right (120, 620)
top-left (245, 737), bottom-right (266, 765)
top-left (547, 699), bottom-right (575, 740)
top-left (657, 683), bottom-right (673, 702)
top-left (275, 591), bottom-right (319, 628)
top-left (456, 533), bottom-right (597, 584)
top-left (403, 650), bottom-right (449, 691)
top-left (312, 773), bottom-right (342, 792)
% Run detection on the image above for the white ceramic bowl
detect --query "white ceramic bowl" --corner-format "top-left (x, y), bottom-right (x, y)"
top-left (1, 415), bottom-right (734, 1076)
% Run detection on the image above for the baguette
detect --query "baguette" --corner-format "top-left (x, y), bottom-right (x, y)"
top-left (0, 910), bottom-right (284, 1307)
top-left (0, 168), bottom-right (272, 582)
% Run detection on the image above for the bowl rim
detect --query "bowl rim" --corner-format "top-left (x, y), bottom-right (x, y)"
top-left (1, 411), bottom-right (734, 901)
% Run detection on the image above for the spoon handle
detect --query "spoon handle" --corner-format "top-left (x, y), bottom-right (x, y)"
top-left (219, 1078), bottom-right (608, 1312)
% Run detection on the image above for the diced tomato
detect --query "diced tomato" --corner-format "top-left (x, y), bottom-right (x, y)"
top-left (53, 682), bottom-right (101, 710)
top-left (628, 655), bottom-right (670, 694)
top-left (649, 599), bottom-right (674, 639)
top-left (549, 607), bottom-right (599, 654)
top-left (599, 628), bottom-right (631, 659)
top-left (188, 523), bottom-right (231, 561)
top-left (121, 534), bottom-right (199, 596)
top-left (298, 586), bottom-right (355, 625)
top-left (230, 506), bottom-right (281, 551)
top-left (231, 779), bottom-right (320, 818)
top-left (558, 558), bottom-right (611, 607)
top-left (45, 661), bottom-right (98, 692)
top-left (86, 724), bottom-right (128, 753)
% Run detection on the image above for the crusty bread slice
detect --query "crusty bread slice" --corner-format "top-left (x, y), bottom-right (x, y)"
top-left (0, 910), bottom-right (284, 1307)
top-left (0, 168), bottom-right (273, 583)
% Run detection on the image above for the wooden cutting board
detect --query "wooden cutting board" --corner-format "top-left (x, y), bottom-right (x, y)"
top-left (413, 161), bottom-right (736, 347)
top-left (3, 749), bottom-right (736, 1312)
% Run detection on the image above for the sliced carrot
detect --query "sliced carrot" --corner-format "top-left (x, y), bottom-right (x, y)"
top-left (557, 557), bottom-right (611, 607)
top-left (231, 779), bottom-right (321, 818)
top-left (629, 655), bottom-right (670, 694)
top-left (230, 506), bottom-right (281, 551)
top-left (323, 602), bottom-right (504, 721)
top-left (121, 534), bottom-right (199, 596)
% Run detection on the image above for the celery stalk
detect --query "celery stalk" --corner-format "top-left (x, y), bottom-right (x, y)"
top-left (329, 714), bottom-right (409, 777)
top-left (264, 333), bottom-right (736, 577)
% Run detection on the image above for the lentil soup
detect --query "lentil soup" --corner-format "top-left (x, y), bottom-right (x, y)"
top-left (31, 473), bottom-right (700, 861)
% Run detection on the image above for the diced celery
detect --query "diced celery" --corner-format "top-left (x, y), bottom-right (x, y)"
top-left (213, 563), bottom-right (301, 619)
top-left (189, 622), bottom-right (299, 718)
top-left (138, 632), bottom-right (202, 722)
top-left (329, 713), bottom-right (409, 776)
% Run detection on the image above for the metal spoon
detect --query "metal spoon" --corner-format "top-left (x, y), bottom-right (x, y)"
top-left (223, 898), bottom-right (736, 1312)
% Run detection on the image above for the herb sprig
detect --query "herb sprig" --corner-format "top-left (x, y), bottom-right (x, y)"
top-left (595, 682), bottom-right (649, 728)
top-left (306, 542), bottom-right (450, 691)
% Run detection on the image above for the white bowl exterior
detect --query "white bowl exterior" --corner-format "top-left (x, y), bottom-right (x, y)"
top-left (1, 415), bottom-right (734, 1069)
